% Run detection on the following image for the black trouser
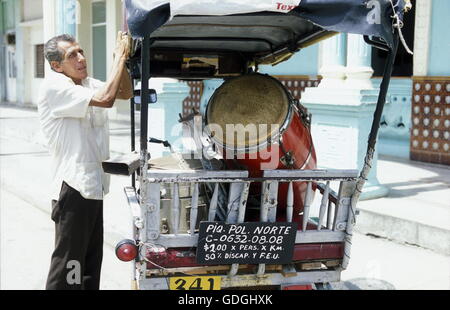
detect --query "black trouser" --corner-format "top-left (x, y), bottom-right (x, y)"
top-left (46, 182), bottom-right (104, 290)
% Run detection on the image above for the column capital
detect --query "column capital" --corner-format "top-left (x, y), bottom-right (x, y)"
top-left (318, 33), bottom-right (347, 88)
top-left (345, 34), bottom-right (374, 89)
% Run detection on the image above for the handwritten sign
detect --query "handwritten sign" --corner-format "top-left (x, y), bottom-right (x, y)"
top-left (196, 222), bottom-right (297, 265)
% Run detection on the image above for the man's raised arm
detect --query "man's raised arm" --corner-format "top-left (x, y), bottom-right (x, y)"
top-left (116, 65), bottom-right (134, 100)
top-left (90, 31), bottom-right (131, 108)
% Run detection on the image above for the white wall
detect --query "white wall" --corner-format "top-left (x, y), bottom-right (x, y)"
top-left (76, 0), bottom-right (93, 77)
top-left (23, 0), bottom-right (43, 21)
top-left (20, 0), bottom-right (44, 106)
top-left (28, 25), bottom-right (44, 105)
top-left (5, 46), bottom-right (17, 102)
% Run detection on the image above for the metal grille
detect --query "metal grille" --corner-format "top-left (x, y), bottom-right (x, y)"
top-left (410, 77), bottom-right (450, 165)
top-left (275, 75), bottom-right (322, 100)
top-left (128, 168), bottom-right (358, 289)
top-left (182, 81), bottom-right (203, 117)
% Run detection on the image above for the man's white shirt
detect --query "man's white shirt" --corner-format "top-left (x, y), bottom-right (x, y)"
top-left (38, 71), bottom-right (110, 201)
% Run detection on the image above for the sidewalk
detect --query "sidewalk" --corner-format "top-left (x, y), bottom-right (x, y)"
top-left (1, 102), bottom-right (449, 256)
top-left (356, 155), bottom-right (450, 255)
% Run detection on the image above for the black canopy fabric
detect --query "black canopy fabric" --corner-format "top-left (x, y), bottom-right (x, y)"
top-left (291, 0), bottom-right (405, 48)
top-left (125, 0), bottom-right (405, 48)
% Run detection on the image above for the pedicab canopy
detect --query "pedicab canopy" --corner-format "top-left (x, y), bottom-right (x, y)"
top-left (124, 0), bottom-right (407, 77)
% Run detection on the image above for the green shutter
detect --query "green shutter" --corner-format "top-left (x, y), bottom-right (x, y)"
top-left (4, 0), bottom-right (15, 31)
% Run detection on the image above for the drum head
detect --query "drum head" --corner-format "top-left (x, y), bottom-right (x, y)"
top-left (206, 74), bottom-right (290, 149)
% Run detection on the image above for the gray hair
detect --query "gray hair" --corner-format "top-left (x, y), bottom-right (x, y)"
top-left (44, 34), bottom-right (76, 68)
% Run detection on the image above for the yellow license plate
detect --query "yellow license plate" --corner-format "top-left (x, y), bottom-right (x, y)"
top-left (169, 276), bottom-right (221, 290)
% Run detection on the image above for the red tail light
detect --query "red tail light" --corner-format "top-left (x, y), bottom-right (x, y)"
top-left (115, 239), bottom-right (138, 262)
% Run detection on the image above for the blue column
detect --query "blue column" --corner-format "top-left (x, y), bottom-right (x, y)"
top-left (155, 81), bottom-right (190, 155)
top-left (259, 44), bottom-right (319, 76)
top-left (319, 33), bottom-right (347, 88)
top-left (345, 33), bottom-right (374, 89)
top-left (199, 79), bottom-right (224, 116)
top-left (57, 0), bottom-right (76, 36)
top-left (427, 0), bottom-right (450, 76)
top-left (301, 34), bottom-right (389, 200)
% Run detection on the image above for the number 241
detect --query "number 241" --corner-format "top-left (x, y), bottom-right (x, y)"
top-left (174, 278), bottom-right (214, 290)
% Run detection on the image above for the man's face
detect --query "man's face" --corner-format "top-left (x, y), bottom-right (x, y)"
top-left (51, 41), bottom-right (87, 84)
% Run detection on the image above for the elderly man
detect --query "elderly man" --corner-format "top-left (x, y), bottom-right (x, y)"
top-left (38, 32), bottom-right (133, 290)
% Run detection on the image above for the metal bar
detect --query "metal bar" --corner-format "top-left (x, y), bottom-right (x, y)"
top-left (257, 182), bottom-right (269, 276)
top-left (146, 169), bottom-right (357, 183)
top-left (237, 182), bottom-right (250, 223)
top-left (226, 182), bottom-right (248, 277)
top-left (230, 181), bottom-right (249, 277)
top-left (226, 182), bottom-right (245, 223)
top-left (171, 183), bottom-right (180, 235)
top-left (286, 182), bottom-right (294, 222)
top-left (316, 182), bottom-right (338, 204)
top-left (208, 183), bottom-right (219, 221)
top-left (148, 169), bottom-right (357, 179)
top-left (317, 181), bottom-right (330, 230)
top-left (124, 186), bottom-right (143, 240)
top-left (136, 36), bottom-right (151, 282)
top-left (147, 170), bottom-right (249, 178)
top-left (256, 264), bottom-right (266, 277)
top-left (333, 182), bottom-right (344, 231)
top-left (351, 33), bottom-right (399, 208)
top-left (190, 183), bottom-right (199, 236)
top-left (229, 264), bottom-right (239, 278)
top-left (327, 200), bottom-right (334, 230)
top-left (342, 181), bottom-right (357, 269)
top-left (130, 77), bottom-right (136, 188)
top-left (140, 36), bottom-right (150, 153)
top-left (302, 182), bottom-right (312, 231)
top-left (282, 182), bottom-right (295, 278)
top-left (257, 180), bottom-right (277, 277)
top-left (267, 181), bottom-right (279, 222)
top-left (260, 182), bottom-right (270, 222)
top-left (147, 183), bottom-right (161, 240)
top-left (138, 35), bottom-right (151, 250)
top-left (262, 169), bottom-right (359, 179)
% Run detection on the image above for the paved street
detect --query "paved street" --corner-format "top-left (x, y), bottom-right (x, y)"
top-left (0, 189), bottom-right (131, 290)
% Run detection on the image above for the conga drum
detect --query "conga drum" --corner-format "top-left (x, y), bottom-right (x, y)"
top-left (205, 73), bottom-right (317, 223)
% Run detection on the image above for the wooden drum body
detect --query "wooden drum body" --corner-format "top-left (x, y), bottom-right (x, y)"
top-left (205, 74), bottom-right (317, 223)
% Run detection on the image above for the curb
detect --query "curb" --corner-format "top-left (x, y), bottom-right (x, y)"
top-left (355, 208), bottom-right (450, 256)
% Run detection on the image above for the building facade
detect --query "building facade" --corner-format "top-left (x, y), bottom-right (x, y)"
top-left (1, 0), bottom-right (448, 167)
top-left (180, 0), bottom-right (449, 168)
top-left (1, 0), bottom-right (127, 112)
